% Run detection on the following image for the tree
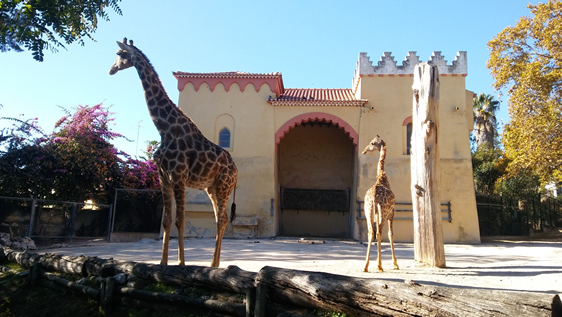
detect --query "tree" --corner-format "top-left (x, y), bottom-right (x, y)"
top-left (472, 93), bottom-right (500, 148)
top-left (0, 104), bottom-right (162, 203)
top-left (48, 104), bottom-right (124, 202)
top-left (471, 144), bottom-right (507, 195)
top-left (0, 104), bottom-right (125, 203)
top-left (0, 0), bottom-right (122, 61)
top-left (0, 116), bottom-right (54, 198)
top-left (487, 0), bottom-right (562, 184)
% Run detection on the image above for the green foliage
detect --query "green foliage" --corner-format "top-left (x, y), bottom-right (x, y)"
top-left (314, 309), bottom-right (347, 317)
top-left (145, 282), bottom-right (177, 295)
top-left (472, 144), bottom-right (507, 195)
top-left (487, 0), bottom-right (562, 184)
top-left (0, 0), bottom-right (122, 61)
top-left (500, 171), bottom-right (541, 199)
top-left (0, 296), bottom-right (14, 317)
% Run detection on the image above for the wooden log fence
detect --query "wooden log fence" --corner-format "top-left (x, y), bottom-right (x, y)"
top-left (1, 247), bottom-right (559, 317)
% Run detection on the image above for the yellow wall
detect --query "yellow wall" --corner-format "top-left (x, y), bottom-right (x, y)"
top-left (355, 75), bottom-right (479, 243)
top-left (173, 52), bottom-right (480, 244)
top-left (176, 82), bottom-right (278, 238)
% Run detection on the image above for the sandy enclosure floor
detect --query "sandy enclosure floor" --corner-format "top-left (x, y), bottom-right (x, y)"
top-left (42, 236), bottom-right (562, 295)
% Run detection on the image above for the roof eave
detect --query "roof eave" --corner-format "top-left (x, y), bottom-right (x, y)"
top-left (267, 100), bottom-right (368, 107)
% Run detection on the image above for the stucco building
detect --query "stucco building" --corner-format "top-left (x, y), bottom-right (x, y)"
top-left (167, 51), bottom-right (480, 243)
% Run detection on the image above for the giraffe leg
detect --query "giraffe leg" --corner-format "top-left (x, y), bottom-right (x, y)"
top-left (363, 196), bottom-right (374, 272)
top-left (159, 179), bottom-right (173, 266)
top-left (375, 203), bottom-right (384, 272)
top-left (363, 220), bottom-right (374, 272)
top-left (212, 206), bottom-right (228, 268)
top-left (388, 219), bottom-right (399, 270)
top-left (207, 187), bottom-right (229, 268)
top-left (174, 183), bottom-right (186, 265)
top-left (376, 227), bottom-right (383, 272)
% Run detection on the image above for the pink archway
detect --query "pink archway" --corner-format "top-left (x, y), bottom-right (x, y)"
top-left (275, 112), bottom-right (359, 147)
top-left (402, 116), bottom-right (413, 126)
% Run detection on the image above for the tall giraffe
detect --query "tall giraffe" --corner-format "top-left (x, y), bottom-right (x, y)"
top-left (109, 38), bottom-right (238, 267)
top-left (362, 135), bottom-right (399, 272)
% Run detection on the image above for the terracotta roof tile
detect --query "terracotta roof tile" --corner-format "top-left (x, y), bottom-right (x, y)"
top-left (173, 71), bottom-right (281, 78)
top-left (173, 71), bottom-right (284, 96)
top-left (269, 88), bottom-right (367, 107)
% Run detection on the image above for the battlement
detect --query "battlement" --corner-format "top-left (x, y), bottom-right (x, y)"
top-left (352, 51), bottom-right (467, 93)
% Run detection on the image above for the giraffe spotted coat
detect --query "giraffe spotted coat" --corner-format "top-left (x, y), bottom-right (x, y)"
top-left (109, 38), bottom-right (238, 267)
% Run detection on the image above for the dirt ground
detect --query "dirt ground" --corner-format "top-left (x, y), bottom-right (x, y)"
top-left (42, 229), bottom-right (562, 296)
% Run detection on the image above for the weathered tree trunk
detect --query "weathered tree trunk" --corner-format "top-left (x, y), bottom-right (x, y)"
top-left (126, 262), bottom-right (256, 294)
top-left (4, 248), bottom-right (89, 275)
top-left (256, 266), bottom-right (554, 317)
top-left (1, 247), bottom-right (255, 293)
top-left (411, 62), bottom-right (446, 267)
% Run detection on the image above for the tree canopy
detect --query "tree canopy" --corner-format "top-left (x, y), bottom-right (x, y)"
top-left (487, 0), bottom-right (562, 184)
top-left (0, 0), bottom-right (122, 61)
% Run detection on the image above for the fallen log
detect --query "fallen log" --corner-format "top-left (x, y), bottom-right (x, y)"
top-left (126, 262), bottom-right (256, 294)
top-left (1, 247), bottom-right (256, 293)
top-left (4, 247), bottom-right (90, 276)
top-left (1, 248), bottom-right (558, 316)
top-left (256, 266), bottom-right (554, 317)
top-left (42, 271), bottom-right (100, 299)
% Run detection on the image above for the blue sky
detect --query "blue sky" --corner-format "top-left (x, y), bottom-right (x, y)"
top-left (0, 0), bottom-right (537, 157)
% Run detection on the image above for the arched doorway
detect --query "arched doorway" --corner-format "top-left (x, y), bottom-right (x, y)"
top-left (276, 113), bottom-right (357, 238)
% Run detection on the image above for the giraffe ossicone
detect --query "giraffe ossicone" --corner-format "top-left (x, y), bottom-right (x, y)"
top-left (109, 38), bottom-right (238, 267)
top-left (362, 135), bottom-right (399, 272)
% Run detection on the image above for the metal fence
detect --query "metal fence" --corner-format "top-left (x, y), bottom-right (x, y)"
top-left (356, 200), bottom-right (452, 222)
top-left (0, 196), bottom-right (111, 244)
top-left (476, 194), bottom-right (561, 236)
top-left (111, 188), bottom-right (163, 234)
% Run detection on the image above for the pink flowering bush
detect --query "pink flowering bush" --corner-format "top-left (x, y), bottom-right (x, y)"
top-left (0, 104), bottom-right (160, 203)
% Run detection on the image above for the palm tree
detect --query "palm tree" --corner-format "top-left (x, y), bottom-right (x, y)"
top-left (473, 93), bottom-right (500, 148)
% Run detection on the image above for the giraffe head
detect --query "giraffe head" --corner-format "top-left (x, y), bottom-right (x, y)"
top-left (109, 38), bottom-right (137, 75)
top-left (362, 135), bottom-right (386, 154)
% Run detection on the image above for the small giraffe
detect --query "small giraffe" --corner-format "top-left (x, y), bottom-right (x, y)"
top-left (362, 135), bottom-right (399, 272)
top-left (109, 38), bottom-right (238, 267)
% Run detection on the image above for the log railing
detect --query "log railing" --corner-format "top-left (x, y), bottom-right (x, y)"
top-left (1, 247), bottom-right (558, 316)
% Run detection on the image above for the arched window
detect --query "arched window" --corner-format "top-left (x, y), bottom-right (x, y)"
top-left (406, 122), bottom-right (412, 155)
top-left (218, 128), bottom-right (231, 148)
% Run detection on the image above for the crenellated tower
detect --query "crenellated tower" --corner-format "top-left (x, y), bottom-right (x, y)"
top-left (353, 51), bottom-right (467, 96)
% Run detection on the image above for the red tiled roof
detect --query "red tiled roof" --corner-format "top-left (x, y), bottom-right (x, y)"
top-left (269, 88), bottom-right (367, 107)
top-left (173, 71), bottom-right (282, 79)
top-left (173, 71), bottom-right (284, 96)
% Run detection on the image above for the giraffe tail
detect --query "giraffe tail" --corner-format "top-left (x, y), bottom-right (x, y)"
top-left (230, 186), bottom-right (237, 223)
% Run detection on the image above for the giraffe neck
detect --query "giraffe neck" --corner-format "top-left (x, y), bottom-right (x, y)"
top-left (131, 49), bottom-right (185, 136)
top-left (377, 145), bottom-right (387, 173)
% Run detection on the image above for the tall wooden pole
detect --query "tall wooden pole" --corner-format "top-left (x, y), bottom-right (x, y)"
top-left (411, 63), bottom-right (446, 268)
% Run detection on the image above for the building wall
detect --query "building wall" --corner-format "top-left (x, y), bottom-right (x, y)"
top-left (175, 81), bottom-right (278, 238)
top-left (355, 70), bottom-right (479, 243)
top-left (172, 51), bottom-right (480, 244)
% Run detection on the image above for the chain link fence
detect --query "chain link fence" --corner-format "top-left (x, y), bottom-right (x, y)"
top-left (0, 196), bottom-right (111, 245)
